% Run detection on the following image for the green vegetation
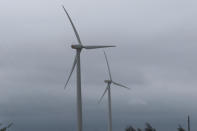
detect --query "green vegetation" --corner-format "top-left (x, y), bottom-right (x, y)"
top-left (0, 123), bottom-right (13, 131)
top-left (125, 123), bottom-right (156, 131)
top-left (125, 123), bottom-right (187, 131)
top-left (177, 125), bottom-right (185, 131)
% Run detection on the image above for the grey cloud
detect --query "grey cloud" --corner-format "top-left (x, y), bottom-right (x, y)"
top-left (1, 0), bottom-right (197, 131)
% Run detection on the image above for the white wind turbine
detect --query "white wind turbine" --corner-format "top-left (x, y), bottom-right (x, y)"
top-left (99, 51), bottom-right (130, 131)
top-left (62, 6), bottom-right (115, 131)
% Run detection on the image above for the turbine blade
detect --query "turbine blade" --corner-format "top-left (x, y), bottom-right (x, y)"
top-left (64, 54), bottom-right (77, 89)
top-left (62, 5), bottom-right (82, 45)
top-left (103, 51), bottom-right (112, 80)
top-left (83, 45), bottom-right (116, 49)
top-left (112, 81), bottom-right (130, 89)
top-left (98, 85), bottom-right (109, 103)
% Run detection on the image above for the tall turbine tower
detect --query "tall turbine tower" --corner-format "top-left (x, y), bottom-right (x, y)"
top-left (99, 51), bottom-right (130, 131)
top-left (62, 6), bottom-right (115, 131)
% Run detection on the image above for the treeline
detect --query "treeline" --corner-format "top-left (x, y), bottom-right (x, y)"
top-left (0, 123), bottom-right (13, 131)
top-left (125, 123), bottom-right (186, 131)
top-left (125, 123), bottom-right (156, 131)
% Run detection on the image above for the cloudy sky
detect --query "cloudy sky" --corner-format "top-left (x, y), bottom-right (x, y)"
top-left (1, 0), bottom-right (197, 131)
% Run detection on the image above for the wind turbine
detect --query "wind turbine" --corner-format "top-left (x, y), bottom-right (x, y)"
top-left (99, 51), bottom-right (129, 131)
top-left (62, 6), bottom-right (115, 131)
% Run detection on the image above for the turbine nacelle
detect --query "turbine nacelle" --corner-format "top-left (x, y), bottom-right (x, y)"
top-left (71, 44), bottom-right (83, 49)
top-left (71, 44), bottom-right (116, 50)
top-left (104, 80), bottom-right (112, 83)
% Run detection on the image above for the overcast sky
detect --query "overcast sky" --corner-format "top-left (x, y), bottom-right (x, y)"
top-left (1, 0), bottom-right (197, 131)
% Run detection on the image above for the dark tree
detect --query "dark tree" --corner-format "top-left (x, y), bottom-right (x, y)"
top-left (0, 123), bottom-right (13, 131)
top-left (137, 128), bottom-right (142, 131)
top-left (177, 125), bottom-right (185, 131)
top-left (145, 123), bottom-right (156, 131)
top-left (0, 127), bottom-right (7, 131)
top-left (125, 126), bottom-right (136, 131)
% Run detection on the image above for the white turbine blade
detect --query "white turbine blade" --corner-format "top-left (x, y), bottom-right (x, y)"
top-left (62, 5), bottom-right (82, 45)
top-left (98, 85), bottom-right (109, 103)
top-left (83, 45), bottom-right (116, 49)
top-left (112, 81), bottom-right (130, 89)
top-left (103, 51), bottom-right (112, 80)
top-left (64, 55), bottom-right (77, 89)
